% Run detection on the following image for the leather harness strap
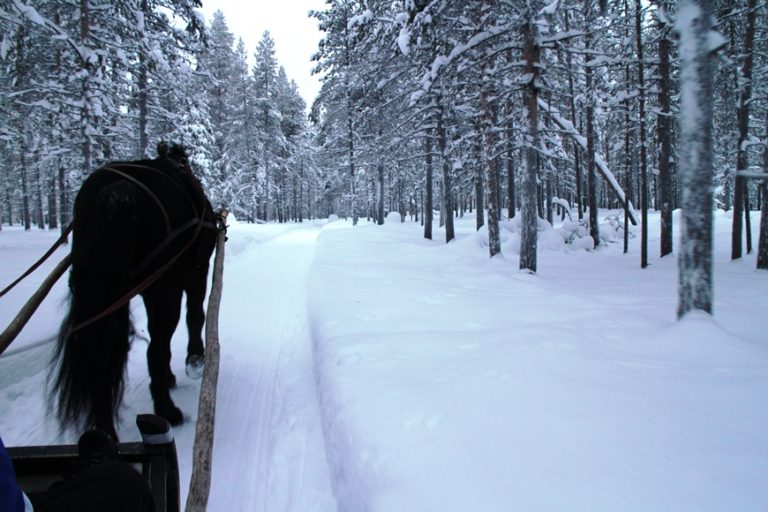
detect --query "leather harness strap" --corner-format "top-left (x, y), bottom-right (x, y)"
top-left (0, 223), bottom-right (73, 299)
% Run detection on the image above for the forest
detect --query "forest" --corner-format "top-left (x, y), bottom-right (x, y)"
top-left (1, 1), bottom-right (766, 287)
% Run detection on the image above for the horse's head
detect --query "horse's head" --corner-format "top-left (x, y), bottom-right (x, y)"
top-left (157, 141), bottom-right (194, 176)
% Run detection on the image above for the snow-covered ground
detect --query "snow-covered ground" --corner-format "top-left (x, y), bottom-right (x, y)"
top-left (1, 209), bottom-right (766, 511)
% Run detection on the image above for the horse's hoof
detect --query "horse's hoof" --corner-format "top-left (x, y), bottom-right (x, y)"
top-left (156, 404), bottom-right (184, 426)
top-left (185, 355), bottom-right (204, 380)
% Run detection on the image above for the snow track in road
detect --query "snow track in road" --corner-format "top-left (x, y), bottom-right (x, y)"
top-left (208, 225), bottom-right (336, 511)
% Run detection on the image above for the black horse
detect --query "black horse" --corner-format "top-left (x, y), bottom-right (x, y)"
top-left (51, 143), bottom-right (217, 440)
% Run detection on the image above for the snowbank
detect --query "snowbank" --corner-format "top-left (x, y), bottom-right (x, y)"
top-left (308, 211), bottom-right (768, 511)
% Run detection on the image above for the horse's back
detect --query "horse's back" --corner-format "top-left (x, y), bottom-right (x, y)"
top-left (74, 156), bottom-right (216, 287)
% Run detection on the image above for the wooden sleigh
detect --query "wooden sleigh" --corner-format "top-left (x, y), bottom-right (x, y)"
top-left (9, 414), bottom-right (180, 512)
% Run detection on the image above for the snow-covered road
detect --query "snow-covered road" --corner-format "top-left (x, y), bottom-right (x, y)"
top-left (207, 224), bottom-right (336, 510)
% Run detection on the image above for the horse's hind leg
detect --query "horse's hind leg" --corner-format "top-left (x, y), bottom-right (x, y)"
top-left (143, 288), bottom-right (184, 426)
top-left (184, 271), bottom-right (208, 379)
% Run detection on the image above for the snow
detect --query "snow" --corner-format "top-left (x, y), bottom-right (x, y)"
top-left (1, 210), bottom-right (767, 511)
top-left (397, 26), bottom-right (411, 56)
top-left (12, 1), bottom-right (46, 27)
top-left (539, 0), bottom-right (560, 17)
top-left (347, 10), bottom-right (373, 31)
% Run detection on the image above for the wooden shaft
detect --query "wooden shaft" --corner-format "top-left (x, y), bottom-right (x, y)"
top-left (0, 253), bottom-right (72, 356)
top-left (185, 211), bottom-right (228, 512)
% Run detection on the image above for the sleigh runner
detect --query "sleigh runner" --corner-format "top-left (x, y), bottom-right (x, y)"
top-left (0, 144), bottom-right (228, 512)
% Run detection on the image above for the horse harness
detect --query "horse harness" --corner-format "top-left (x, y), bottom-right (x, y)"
top-left (68, 161), bottom-right (223, 333)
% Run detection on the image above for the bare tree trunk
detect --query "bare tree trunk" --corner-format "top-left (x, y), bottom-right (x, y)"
top-left (677, 0), bottom-right (717, 318)
top-left (520, 17), bottom-right (539, 272)
top-left (480, 24), bottom-right (500, 257)
top-left (137, 0), bottom-right (149, 156)
top-left (636, 0), bottom-right (649, 268)
top-left (59, 166), bottom-right (69, 235)
top-left (424, 130), bottom-right (433, 237)
top-left (562, 10), bottom-right (583, 221)
top-left (758, 184), bottom-right (768, 269)
top-left (584, 4), bottom-right (600, 247)
top-left (506, 103), bottom-right (516, 218)
top-left (5, 189), bottom-right (12, 226)
top-left (36, 162), bottom-right (45, 229)
top-left (745, 187), bottom-right (753, 254)
top-left (264, 151), bottom-right (270, 221)
top-left (437, 92), bottom-right (455, 243)
top-left (658, 3), bottom-right (674, 258)
top-left (378, 160), bottom-right (386, 226)
top-left (759, 111), bottom-right (768, 269)
top-left (48, 171), bottom-right (58, 229)
top-left (475, 165), bottom-right (484, 230)
top-left (80, 0), bottom-right (93, 175)
top-left (347, 99), bottom-right (357, 225)
top-left (731, 0), bottom-right (756, 260)
top-left (299, 160), bottom-right (305, 222)
top-left (21, 149), bottom-right (31, 231)
top-left (623, 1), bottom-right (633, 255)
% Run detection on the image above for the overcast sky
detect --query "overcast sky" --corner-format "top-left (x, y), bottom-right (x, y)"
top-left (199, 0), bottom-right (327, 108)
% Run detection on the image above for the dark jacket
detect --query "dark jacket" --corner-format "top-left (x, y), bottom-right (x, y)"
top-left (0, 437), bottom-right (24, 512)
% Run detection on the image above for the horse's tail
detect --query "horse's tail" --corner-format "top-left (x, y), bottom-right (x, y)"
top-left (52, 178), bottom-right (140, 437)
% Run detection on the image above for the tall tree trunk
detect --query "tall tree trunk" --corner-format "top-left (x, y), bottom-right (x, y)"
top-left (21, 149), bottom-right (31, 231)
top-left (758, 184), bottom-right (768, 270)
top-left (264, 159), bottom-right (270, 221)
top-left (378, 160), bottom-right (386, 226)
top-left (5, 187), bottom-right (13, 226)
top-left (731, 0), bottom-right (757, 260)
top-left (35, 151), bottom-right (45, 229)
top-left (758, 111), bottom-right (768, 269)
top-left (745, 185), bottom-right (753, 253)
top-left (437, 92), bottom-right (455, 243)
top-left (585, 23), bottom-right (600, 247)
top-left (80, 0), bottom-right (93, 175)
top-left (299, 160), bottom-right (305, 222)
top-left (520, 17), bottom-right (539, 272)
top-left (48, 174), bottom-right (58, 229)
top-left (545, 171), bottom-right (553, 225)
top-left (346, 96), bottom-right (357, 225)
top-left (480, 33), bottom-right (500, 257)
top-left (137, 0), bottom-right (149, 156)
top-left (623, 3), bottom-right (633, 255)
top-left (59, 165), bottom-right (69, 236)
top-left (424, 130), bottom-right (433, 237)
top-left (506, 102), bottom-right (516, 218)
top-left (636, 0), bottom-right (649, 268)
top-left (475, 165), bottom-right (484, 230)
top-left (677, 0), bottom-right (717, 318)
top-left (562, 10), bottom-right (583, 221)
top-left (658, 3), bottom-right (674, 258)
top-left (5, 189), bottom-right (13, 226)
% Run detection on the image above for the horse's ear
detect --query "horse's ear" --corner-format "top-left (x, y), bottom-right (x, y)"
top-left (157, 141), bottom-right (169, 157)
